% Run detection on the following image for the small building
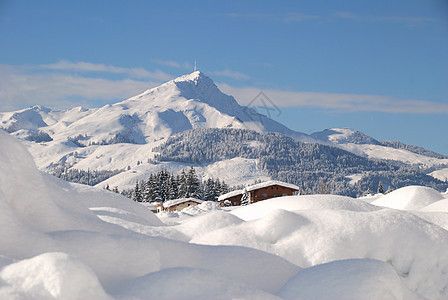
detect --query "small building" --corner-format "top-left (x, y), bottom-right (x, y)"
top-left (218, 180), bottom-right (300, 206)
top-left (163, 198), bottom-right (204, 212)
top-left (140, 202), bottom-right (164, 213)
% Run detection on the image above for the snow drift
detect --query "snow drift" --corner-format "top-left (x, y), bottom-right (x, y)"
top-left (1, 130), bottom-right (448, 299)
top-left (372, 185), bottom-right (444, 210)
top-left (0, 131), bottom-right (299, 298)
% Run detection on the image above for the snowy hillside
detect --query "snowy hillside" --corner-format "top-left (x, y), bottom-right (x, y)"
top-left (151, 128), bottom-right (448, 196)
top-left (2, 131), bottom-right (448, 299)
top-left (312, 128), bottom-right (448, 177)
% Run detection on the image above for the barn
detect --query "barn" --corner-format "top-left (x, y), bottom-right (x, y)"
top-left (218, 180), bottom-right (300, 206)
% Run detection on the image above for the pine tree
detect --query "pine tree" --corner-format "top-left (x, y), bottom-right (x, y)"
top-left (203, 178), bottom-right (215, 201)
top-left (186, 167), bottom-right (201, 198)
top-left (317, 179), bottom-right (329, 194)
top-left (178, 170), bottom-right (187, 198)
top-left (131, 181), bottom-right (143, 202)
top-left (365, 187), bottom-right (372, 196)
top-left (385, 186), bottom-right (393, 194)
top-left (168, 175), bottom-right (178, 200)
top-left (217, 179), bottom-right (229, 196)
top-left (158, 169), bottom-right (170, 202)
top-left (240, 188), bottom-right (250, 206)
top-left (377, 181), bottom-right (384, 194)
top-left (143, 175), bottom-right (154, 202)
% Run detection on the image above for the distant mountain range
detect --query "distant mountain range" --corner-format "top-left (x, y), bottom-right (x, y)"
top-left (1, 71), bottom-right (447, 194)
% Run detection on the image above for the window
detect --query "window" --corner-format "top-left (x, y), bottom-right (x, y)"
top-left (282, 193), bottom-right (288, 196)
top-left (262, 193), bottom-right (268, 197)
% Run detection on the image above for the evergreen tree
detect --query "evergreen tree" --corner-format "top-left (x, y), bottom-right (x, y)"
top-left (365, 187), bottom-right (372, 196)
top-left (151, 175), bottom-right (162, 202)
top-left (377, 181), bottom-right (384, 194)
top-left (157, 169), bottom-right (170, 202)
top-left (203, 178), bottom-right (215, 202)
top-left (385, 186), bottom-right (393, 194)
top-left (168, 174), bottom-right (179, 200)
top-left (186, 167), bottom-right (201, 198)
top-left (240, 188), bottom-right (250, 206)
top-left (217, 179), bottom-right (229, 197)
top-left (178, 170), bottom-right (188, 198)
top-left (143, 175), bottom-right (154, 202)
top-left (131, 181), bottom-right (143, 202)
top-left (317, 179), bottom-right (329, 194)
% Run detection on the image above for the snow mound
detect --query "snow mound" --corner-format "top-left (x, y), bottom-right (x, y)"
top-left (191, 207), bottom-right (448, 299)
top-left (2, 131), bottom-right (448, 299)
top-left (231, 194), bottom-right (379, 221)
top-left (420, 198), bottom-right (448, 213)
top-left (177, 211), bottom-right (244, 240)
top-left (118, 267), bottom-right (280, 300)
top-left (277, 259), bottom-right (404, 300)
top-left (0, 131), bottom-right (300, 298)
top-left (181, 200), bottom-right (221, 216)
top-left (372, 185), bottom-right (444, 210)
top-left (0, 252), bottom-right (108, 300)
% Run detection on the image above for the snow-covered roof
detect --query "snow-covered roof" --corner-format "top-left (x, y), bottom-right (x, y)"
top-left (163, 198), bottom-right (204, 208)
top-left (218, 180), bottom-right (300, 201)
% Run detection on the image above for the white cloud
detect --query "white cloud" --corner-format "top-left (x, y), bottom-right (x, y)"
top-left (0, 64), bottom-right (160, 111)
top-left (333, 11), bottom-right (447, 26)
top-left (1, 62), bottom-right (446, 115)
top-left (209, 69), bottom-right (250, 80)
top-left (218, 84), bottom-right (448, 114)
top-left (225, 11), bottom-right (445, 26)
top-left (151, 59), bottom-right (193, 70)
top-left (39, 60), bottom-right (173, 81)
top-left (224, 12), bottom-right (321, 23)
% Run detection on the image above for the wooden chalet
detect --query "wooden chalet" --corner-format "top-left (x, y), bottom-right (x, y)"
top-left (218, 180), bottom-right (300, 206)
top-left (163, 198), bottom-right (204, 212)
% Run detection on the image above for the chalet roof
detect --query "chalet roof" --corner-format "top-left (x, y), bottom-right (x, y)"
top-left (218, 180), bottom-right (300, 201)
top-left (163, 197), bottom-right (204, 208)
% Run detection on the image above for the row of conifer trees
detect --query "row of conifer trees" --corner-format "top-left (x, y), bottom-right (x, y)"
top-left (127, 167), bottom-right (230, 203)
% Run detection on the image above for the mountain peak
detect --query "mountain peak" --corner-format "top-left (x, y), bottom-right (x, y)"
top-left (174, 70), bottom-right (204, 82)
top-left (311, 128), bottom-right (380, 145)
top-left (172, 71), bottom-right (215, 89)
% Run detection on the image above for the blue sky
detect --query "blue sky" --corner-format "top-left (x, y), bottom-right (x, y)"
top-left (1, 0), bottom-right (447, 154)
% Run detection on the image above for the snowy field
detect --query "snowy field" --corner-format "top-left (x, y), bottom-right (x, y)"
top-left (1, 130), bottom-right (448, 299)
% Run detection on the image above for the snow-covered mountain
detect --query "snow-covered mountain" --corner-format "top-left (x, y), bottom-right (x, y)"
top-left (0, 72), bottom-right (312, 188)
top-left (1, 71), bottom-right (309, 145)
top-left (311, 128), bottom-right (381, 145)
top-left (311, 128), bottom-right (448, 169)
top-left (1, 72), bottom-right (447, 191)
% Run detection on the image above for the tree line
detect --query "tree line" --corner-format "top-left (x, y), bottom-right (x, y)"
top-left (153, 128), bottom-right (448, 197)
top-left (127, 167), bottom-right (230, 203)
